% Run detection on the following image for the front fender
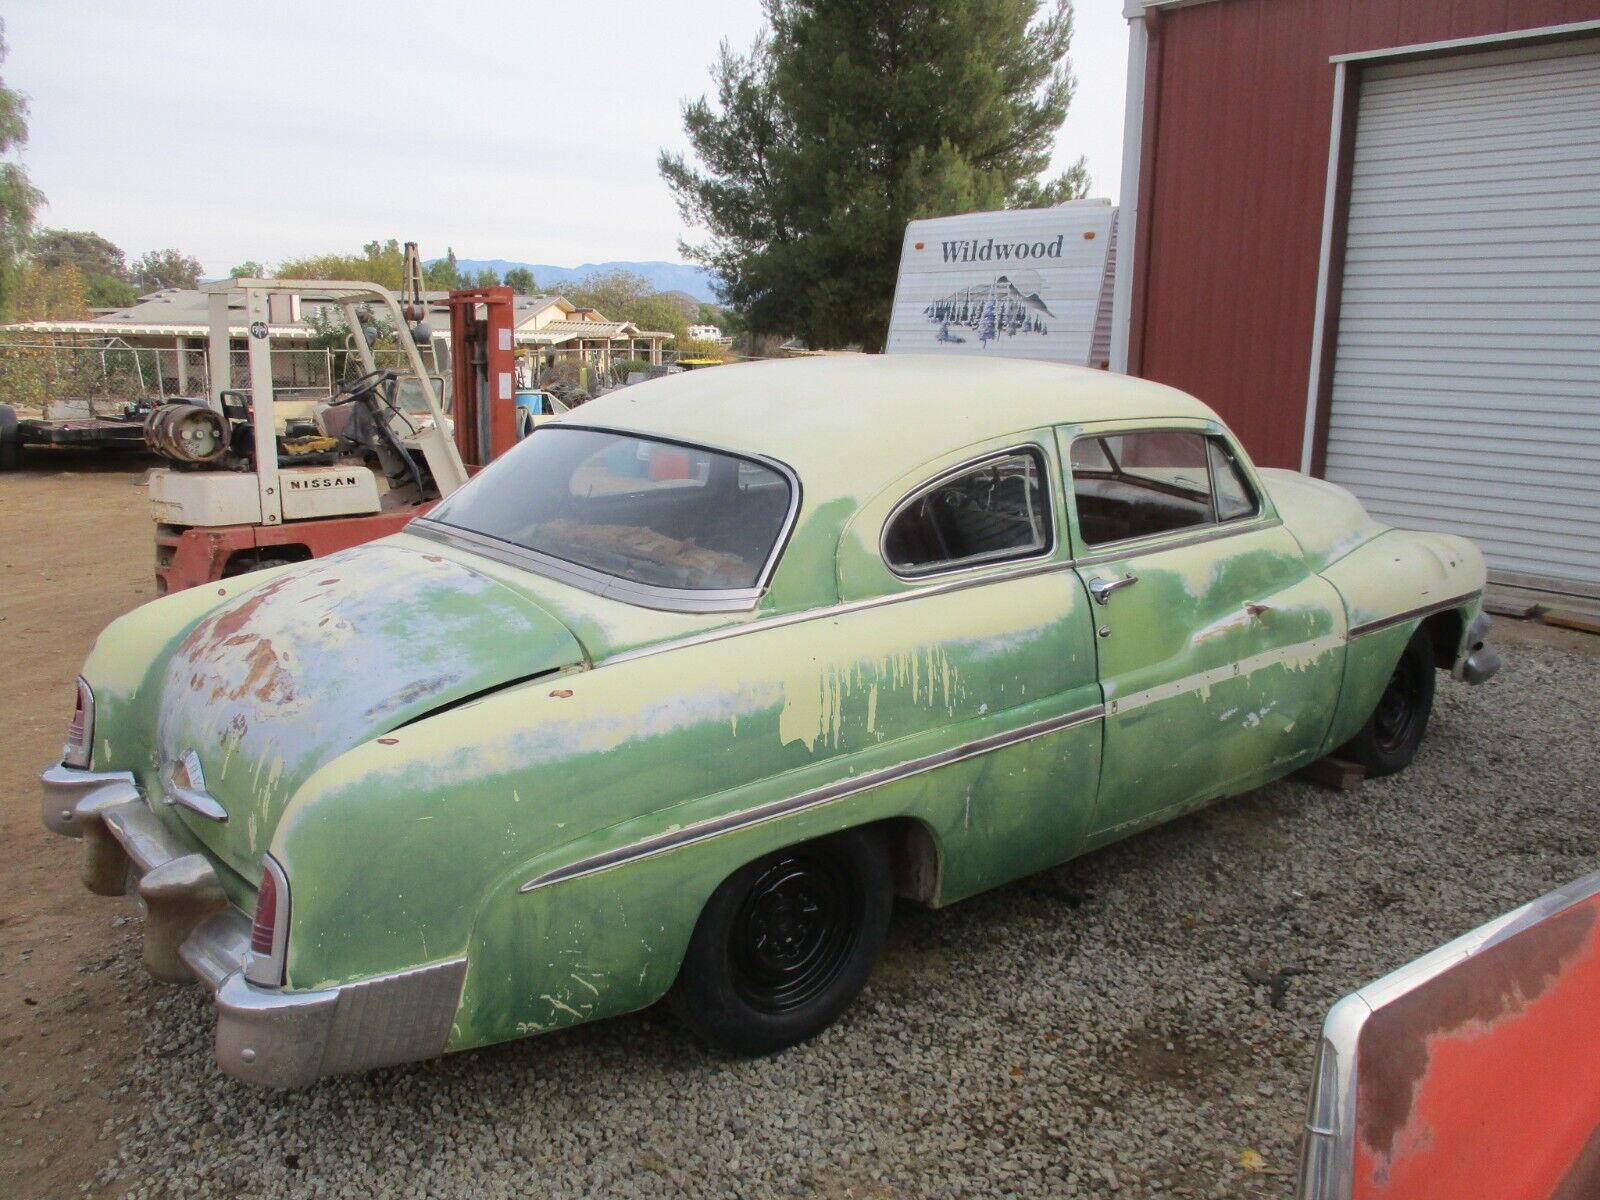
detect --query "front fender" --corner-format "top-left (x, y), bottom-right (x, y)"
top-left (1317, 529), bottom-right (1488, 755)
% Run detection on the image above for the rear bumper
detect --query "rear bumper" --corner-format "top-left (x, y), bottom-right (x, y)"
top-left (41, 762), bottom-right (466, 1087)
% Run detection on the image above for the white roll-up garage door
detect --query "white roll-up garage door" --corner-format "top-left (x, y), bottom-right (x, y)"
top-left (1324, 39), bottom-right (1600, 597)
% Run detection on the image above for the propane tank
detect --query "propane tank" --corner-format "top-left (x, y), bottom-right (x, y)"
top-left (145, 402), bottom-right (230, 465)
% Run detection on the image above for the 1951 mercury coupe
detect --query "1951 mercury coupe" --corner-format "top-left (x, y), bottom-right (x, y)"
top-left (41, 355), bottom-right (1501, 1087)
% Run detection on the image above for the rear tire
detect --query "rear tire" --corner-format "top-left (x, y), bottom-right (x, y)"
top-left (670, 828), bottom-right (892, 1055)
top-left (1338, 628), bottom-right (1436, 777)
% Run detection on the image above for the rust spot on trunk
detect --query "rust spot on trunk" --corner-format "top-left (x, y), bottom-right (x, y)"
top-left (1551, 1122), bottom-right (1600, 1200)
top-left (237, 638), bottom-right (296, 704)
top-left (1358, 904), bottom-right (1596, 1164)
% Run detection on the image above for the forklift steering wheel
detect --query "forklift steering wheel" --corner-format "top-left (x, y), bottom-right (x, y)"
top-left (327, 369), bottom-right (396, 406)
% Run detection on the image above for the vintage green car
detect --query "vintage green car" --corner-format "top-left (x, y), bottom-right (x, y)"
top-left (42, 355), bottom-right (1500, 1087)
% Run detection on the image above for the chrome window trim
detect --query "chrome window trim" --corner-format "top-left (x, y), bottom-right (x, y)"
top-left (1297, 868), bottom-right (1600, 1200)
top-left (1205, 436), bottom-right (1262, 524)
top-left (1072, 515), bottom-right (1283, 568)
top-left (1347, 591), bottom-right (1480, 639)
top-left (879, 443), bottom-right (1057, 581)
top-left (520, 702), bottom-right (1105, 894)
top-left (411, 521), bottom-right (768, 614)
top-left (244, 853), bottom-right (291, 987)
top-left (418, 424), bottom-right (802, 615)
top-left (1065, 426), bottom-right (1271, 559)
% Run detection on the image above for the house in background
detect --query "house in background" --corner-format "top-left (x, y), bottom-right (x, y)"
top-left (1112, 0), bottom-right (1600, 608)
top-left (511, 296), bottom-right (675, 367)
top-left (0, 288), bottom-right (677, 399)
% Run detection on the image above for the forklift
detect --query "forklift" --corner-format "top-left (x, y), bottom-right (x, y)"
top-left (146, 252), bottom-right (528, 593)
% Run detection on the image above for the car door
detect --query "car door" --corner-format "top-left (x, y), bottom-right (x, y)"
top-left (1058, 422), bottom-right (1347, 844)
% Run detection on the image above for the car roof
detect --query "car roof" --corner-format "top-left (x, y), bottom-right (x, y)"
top-left (566, 354), bottom-right (1219, 498)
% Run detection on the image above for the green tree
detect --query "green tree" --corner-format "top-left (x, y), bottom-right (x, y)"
top-left (503, 265), bottom-right (537, 294)
top-left (660, 0), bottom-right (1088, 349)
top-left (9, 260), bottom-right (89, 321)
top-left (0, 20), bottom-right (45, 314)
top-left (562, 268), bottom-right (689, 340)
top-left (130, 248), bottom-right (203, 292)
top-left (229, 260), bottom-right (266, 279)
top-left (474, 266), bottom-right (500, 288)
top-left (32, 228), bottom-right (136, 306)
top-left (277, 239), bottom-right (405, 289)
top-left (423, 247), bottom-right (462, 290)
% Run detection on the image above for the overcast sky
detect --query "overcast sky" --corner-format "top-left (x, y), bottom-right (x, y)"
top-left (3, 1), bottom-right (1128, 276)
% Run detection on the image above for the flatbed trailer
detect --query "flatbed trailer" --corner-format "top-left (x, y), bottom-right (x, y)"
top-left (0, 398), bottom-right (155, 468)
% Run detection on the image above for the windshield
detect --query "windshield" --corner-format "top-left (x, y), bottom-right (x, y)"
top-left (427, 427), bottom-right (794, 592)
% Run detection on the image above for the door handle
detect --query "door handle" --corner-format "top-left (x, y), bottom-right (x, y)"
top-left (1089, 573), bottom-right (1139, 606)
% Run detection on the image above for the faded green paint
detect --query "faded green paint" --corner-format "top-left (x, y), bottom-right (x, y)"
top-left (274, 566), bottom-right (1100, 994)
top-left (62, 356), bottom-right (1494, 1067)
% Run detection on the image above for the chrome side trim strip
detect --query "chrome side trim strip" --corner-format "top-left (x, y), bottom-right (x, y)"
top-left (1072, 516), bottom-right (1282, 568)
top-left (520, 703), bottom-right (1106, 894)
top-left (598, 557), bottom-right (1081, 668)
top-left (1107, 633), bottom-right (1347, 717)
top-left (1347, 591), bottom-right (1480, 639)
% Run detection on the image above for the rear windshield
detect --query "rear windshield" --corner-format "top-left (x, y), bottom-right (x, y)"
top-left (427, 427), bottom-right (793, 592)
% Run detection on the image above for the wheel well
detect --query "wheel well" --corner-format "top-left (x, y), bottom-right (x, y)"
top-left (222, 544), bottom-right (313, 575)
top-left (864, 817), bottom-right (941, 906)
top-left (1420, 609), bottom-right (1466, 670)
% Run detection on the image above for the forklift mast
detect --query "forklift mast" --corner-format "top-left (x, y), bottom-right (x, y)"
top-left (440, 286), bottom-right (519, 469)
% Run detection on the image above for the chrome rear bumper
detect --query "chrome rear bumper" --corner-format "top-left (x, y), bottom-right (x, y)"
top-left (41, 762), bottom-right (465, 1088)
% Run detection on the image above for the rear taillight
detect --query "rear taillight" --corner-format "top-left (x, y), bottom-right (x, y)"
top-left (63, 677), bottom-right (94, 769)
top-left (245, 855), bottom-right (290, 986)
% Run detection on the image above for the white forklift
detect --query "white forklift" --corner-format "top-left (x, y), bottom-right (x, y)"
top-left (145, 275), bottom-right (470, 593)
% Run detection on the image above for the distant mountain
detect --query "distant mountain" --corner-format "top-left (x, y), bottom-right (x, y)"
top-left (444, 259), bottom-right (721, 303)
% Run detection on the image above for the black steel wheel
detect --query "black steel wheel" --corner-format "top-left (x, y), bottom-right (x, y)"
top-left (1338, 628), bottom-right (1436, 777)
top-left (671, 828), bottom-right (891, 1055)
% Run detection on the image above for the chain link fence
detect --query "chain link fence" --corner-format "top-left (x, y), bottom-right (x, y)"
top-left (0, 339), bottom-right (338, 415)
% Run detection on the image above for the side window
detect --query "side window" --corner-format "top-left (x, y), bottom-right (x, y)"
top-left (1070, 431), bottom-right (1258, 548)
top-left (1207, 438), bottom-right (1259, 523)
top-left (883, 449), bottom-right (1050, 575)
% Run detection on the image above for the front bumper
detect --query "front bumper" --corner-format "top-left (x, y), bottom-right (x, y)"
top-left (1453, 610), bottom-right (1502, 686)
top-left (41, 762), bottom-right (466, 1087)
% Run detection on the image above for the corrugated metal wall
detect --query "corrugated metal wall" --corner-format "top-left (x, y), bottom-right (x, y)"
top-left (1130, 0), bottom-right (1600, 469)
top-left (1322, 42), bottom-right (1600, 593)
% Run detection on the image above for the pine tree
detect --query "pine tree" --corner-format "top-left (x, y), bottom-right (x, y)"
top-left (661, 0), bottom-right (1088, 350)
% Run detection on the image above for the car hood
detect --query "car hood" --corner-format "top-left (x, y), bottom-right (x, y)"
top-left (152, 542), bottom-right (585, 879)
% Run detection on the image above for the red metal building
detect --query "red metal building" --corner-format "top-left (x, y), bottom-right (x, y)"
top-left (1112, 0), bottom-right (1600, 600)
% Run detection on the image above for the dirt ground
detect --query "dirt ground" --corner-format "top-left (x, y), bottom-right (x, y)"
top-left (1, 450), bottom-right (1594, 1199)
top-left (0, 449), bottom-right (158, 1200)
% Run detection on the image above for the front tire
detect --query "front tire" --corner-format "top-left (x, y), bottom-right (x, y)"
top-left (670, 828), bottom-right (892, 1055)
top-left (1338, 628), bottom-right (1436, 777)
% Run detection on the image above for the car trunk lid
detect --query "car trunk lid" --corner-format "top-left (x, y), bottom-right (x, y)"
top-left (152, 542), bottom-right (585, 879)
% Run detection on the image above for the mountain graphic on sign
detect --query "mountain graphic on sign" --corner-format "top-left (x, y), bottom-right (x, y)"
top-left (925, 273), bottom-right (1054, 346)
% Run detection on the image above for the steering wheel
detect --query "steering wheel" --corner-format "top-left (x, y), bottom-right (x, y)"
top-left (327, 369), bottom-right (396, 406)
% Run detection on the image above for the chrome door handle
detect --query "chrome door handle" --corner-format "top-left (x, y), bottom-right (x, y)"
top-left (1089, 574), bottom-right (1139, 606)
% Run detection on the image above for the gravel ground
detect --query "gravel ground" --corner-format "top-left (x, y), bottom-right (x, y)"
top-left (84, 641), bottom-right (1597, 1200)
